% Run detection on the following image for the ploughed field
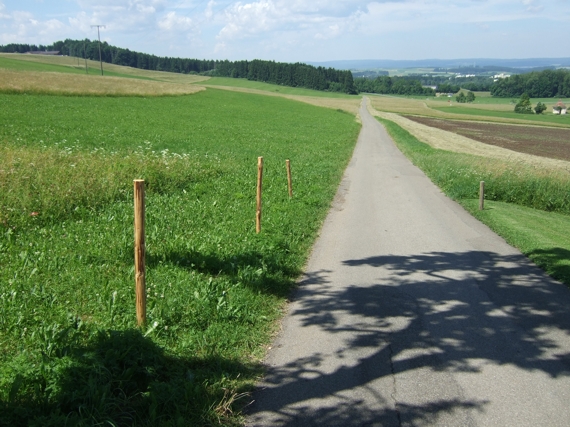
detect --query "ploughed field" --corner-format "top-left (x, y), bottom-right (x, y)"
top-left (404, 116), bottom-right (570, 162)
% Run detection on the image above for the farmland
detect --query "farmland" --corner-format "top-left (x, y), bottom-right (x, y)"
top-left (2, 52), bottom-right (570, 425)
top-left (368, 94), bottom-right (570, 288)
top-left (0, 73), bottom-right (360, 424)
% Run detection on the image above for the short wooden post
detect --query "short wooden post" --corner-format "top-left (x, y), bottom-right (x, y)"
top-left (286, 159), bottom-right (293, 198)
top-left (134, 179), bottom-right (146, 327)
top-left (479, 181), bottom-right (485, 211)
top-left (256, 157), bottom-right (263, 234)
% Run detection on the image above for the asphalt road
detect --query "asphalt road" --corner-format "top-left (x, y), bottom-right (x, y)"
top-left (246, 98), bottom-right (570, 427)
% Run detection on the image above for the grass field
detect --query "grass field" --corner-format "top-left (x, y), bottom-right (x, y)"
top-left (0, 87), bottom-right (361, 425)
top-left (203, 77), bottom-right (356, 98)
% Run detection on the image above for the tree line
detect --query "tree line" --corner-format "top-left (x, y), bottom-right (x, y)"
top-left (491, 69), bottom-right (570, 98)
top-left (0, 39), bottom-right (358, 94)
top-left (213, 59), bottom-right (358, 94)
top-left (354, 76), bottom-right (435, 96)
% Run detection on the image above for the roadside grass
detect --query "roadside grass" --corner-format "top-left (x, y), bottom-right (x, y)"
top-left (203, 77), bottom-right (356, 98)
top-left (462, 200), bottom-right (570, 285)
top-left (376, 117), bottom-right (570, 287)
top-left (0, 88), bottom-right (361, 425)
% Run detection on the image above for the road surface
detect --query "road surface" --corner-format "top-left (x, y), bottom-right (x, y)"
top-left (246, 98), bottom-right (570, 427)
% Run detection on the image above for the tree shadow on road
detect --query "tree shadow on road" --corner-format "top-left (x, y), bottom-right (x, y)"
top-left (247, 250), bottom-right (570, 426)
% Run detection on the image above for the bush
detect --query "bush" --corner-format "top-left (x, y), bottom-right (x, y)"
top-left (534, 102), bottom-right (547, 114)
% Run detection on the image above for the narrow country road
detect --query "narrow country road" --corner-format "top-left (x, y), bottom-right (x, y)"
top-left (246, 98), bottom-right (570, 427)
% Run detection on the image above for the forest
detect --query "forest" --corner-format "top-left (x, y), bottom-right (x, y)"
top-left (354, 76), bottom-right (435, 96)
top-left (490, 69), bottom-right (570, 98)
top-left (0, 39), bottom-right (358, 94)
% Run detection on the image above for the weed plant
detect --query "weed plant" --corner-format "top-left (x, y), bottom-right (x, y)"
top-left (0, 89), bottom-right (360, 425)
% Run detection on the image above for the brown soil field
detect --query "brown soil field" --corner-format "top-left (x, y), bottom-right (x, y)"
top-left (405, 116), bottom-right (570, 162)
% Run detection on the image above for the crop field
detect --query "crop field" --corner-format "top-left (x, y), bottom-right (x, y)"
top-left (369, 94), bottom-right (570, 128)
top-left (0, 87), bottom-right (360, 425)
top-left (404, 116), bottom-right (570, 162)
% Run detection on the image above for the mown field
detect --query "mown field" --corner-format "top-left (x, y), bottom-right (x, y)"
top-left (0, 82), bottom-right (360, 425)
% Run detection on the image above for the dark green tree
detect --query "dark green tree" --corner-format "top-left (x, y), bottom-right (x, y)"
top-left (534, 102), bottom-right (547, 114)
top-left (456, 92), bottom-right (466, 103)
top-left (466, 91), bottom-right (476, 103)
top-left (514, 93), bottom-right (533, 114)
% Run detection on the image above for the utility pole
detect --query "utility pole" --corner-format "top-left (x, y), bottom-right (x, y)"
top-left (91, 25), bottom-right (105, 76)
top-left (83, 40), bottom-right (88, 74)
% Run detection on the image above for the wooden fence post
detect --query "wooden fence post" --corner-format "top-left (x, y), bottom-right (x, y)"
top-left (134, 179), bottom-right (146, 327)
top-left (479, 181), bottom-right (485, 211)
top-left (286, 159), bottom-right (293, 198)
top-left (256, 157), bottom-right (263, 233)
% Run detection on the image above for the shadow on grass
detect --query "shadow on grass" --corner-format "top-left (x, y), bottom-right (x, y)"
top-left (1, 329), bottom-right (256, 427)
top-left (527, 247), bottom-right (570, 287)
top-left (247, 250), bottom-right (570, 426)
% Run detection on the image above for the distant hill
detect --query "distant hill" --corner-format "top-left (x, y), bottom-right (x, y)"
top-left (309, 58), bottom-right (570, 70)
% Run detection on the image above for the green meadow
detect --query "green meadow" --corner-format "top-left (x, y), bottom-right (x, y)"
top-left (0, 88), bottom-right (360, 425)
top-left (203, 76), bottom-right (357, 98)
top-left (0, 55), bottom-right (153, 80)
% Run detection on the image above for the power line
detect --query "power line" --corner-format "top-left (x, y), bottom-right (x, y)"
top-left (91, 25), bottom-right (106, 76)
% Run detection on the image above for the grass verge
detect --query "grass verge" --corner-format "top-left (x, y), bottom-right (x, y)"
top-left (462, 200), bottom-right (570, 285)
top-left (376, 117), bottom-right (570, 287)
top-left (0, 89), bottom-right (361, 425)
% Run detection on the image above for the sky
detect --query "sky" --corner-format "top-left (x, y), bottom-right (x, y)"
top-left (0, 0), bottom-right (568, 63)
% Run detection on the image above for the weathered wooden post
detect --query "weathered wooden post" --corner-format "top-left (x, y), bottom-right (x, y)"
top-left (479, 181), bottom-right (485, 211)
top-left (134, 179), bottom-right (146, 326)
top-left (256, 157), bottom-right (263, 233)
top-left (286, 159), bottom-right (293, 199)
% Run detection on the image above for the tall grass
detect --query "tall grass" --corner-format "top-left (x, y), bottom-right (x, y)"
top-left (0, 142), bottom-right (217, 228)
top-left (0, 89), bottom-right (361, 425)
top-left (377, 118), bottom-right (570, 214)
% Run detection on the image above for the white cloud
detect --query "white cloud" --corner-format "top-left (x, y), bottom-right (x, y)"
top-left (158, 11), bottom-right (194, 31)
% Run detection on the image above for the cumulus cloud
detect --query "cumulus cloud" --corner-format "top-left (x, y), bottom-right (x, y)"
top-left (158, 11), bottom-right (194, 31)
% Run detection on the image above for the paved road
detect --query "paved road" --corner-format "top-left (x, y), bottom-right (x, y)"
top-left (246, 98), bottom-right (570, 427)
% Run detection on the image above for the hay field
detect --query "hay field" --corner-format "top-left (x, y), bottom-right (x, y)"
top-left (0, 69), bottom-right (205, 96)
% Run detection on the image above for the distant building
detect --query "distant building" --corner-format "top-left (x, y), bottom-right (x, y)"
top-left (25, 50), bottom-right (60, 55)
top-left (553, 100), bottom-right (567, 115)
top-left (492, 73), bottom-right (511, 82)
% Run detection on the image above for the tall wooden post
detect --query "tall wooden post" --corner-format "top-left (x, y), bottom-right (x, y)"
top-left (479, 181), bottom-right (485, 211)
top-left (256, 157), bottom-right (263, 233)
top-left (134, 179), bottom-right (146, 327)
top-left (286, 159), bottom-right (293, 198)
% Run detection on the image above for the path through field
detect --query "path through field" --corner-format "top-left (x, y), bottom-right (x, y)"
top-left (246, 98), bottom-right (570, 426)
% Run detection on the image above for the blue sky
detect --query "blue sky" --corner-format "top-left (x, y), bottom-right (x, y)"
top-left (0, 1), bottom-right (568, 62)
